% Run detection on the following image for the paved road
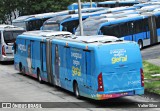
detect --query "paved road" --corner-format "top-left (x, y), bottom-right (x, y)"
top-left (0, 44), bottom-right (160, 111)
top-left (141, 44), bottom-right (160, 60)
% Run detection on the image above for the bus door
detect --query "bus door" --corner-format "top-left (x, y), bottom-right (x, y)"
top-left (53, 44), bottom-right (62, 86)
top-left (148, 15), bottom-right (158, 45)
top-left (40, 42), bottom-right (47, 80)
top-left (64, 47), bottom-right (72, 89)
top-left (46, 39), bottom-right (53, 84)
top-left (83, 50), bottom-right (92, 91)
top-left (26, 40), bottom-right (32, 73)
top-left (30, 40), bottom-right (35, 69)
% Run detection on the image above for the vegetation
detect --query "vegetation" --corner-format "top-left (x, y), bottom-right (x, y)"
top-left (143, 61), bottom-right (160, 95)
top-left (0, 0), bottom-right (106, 24)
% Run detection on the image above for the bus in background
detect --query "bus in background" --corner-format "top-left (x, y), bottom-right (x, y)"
top-left (12, 11), bottom-right (69, 31)
top-left (133, 1), bottom-right (160, 9)
top-left (12, 8), bottom-right (105, 31)
top-left (91, 10), bottom-right (141, 20)
top-left (97, 0), bottom-right (139, 8)
top-left (14, 30), bottom-right (144, 100)
top-left (0, 25), bottom-right (25, 61)
top-left (79, 9), bottom-right (141, 22)
top-left (133, 2), bottom-right (154, 8)
top-left (68, 2), bottom-right (97, 10)
top-left (75, 12), bottom-right (160, 49)
top-left (41, 6), bottom-right (137, 34)
top-left (139, 5), bottom-right (160, 12)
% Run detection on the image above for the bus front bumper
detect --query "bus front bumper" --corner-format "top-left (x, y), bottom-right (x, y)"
top-left (0, 55), bottom-right (14, 61)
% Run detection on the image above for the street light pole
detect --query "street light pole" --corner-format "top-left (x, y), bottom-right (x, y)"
top-left (90, 0), bottom-right (92, 8)
top-left (78, 0), bottom-right (83, 36)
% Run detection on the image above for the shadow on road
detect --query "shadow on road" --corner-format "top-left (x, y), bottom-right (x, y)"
top-left (0, 61), bottom-right (14, 65)
top-left (141, 42), bottom-right (160, 50)
top-left (16, 72), bottom-right (145, 108)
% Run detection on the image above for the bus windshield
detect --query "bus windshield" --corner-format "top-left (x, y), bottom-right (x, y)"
top-left (3, 30), bottom-right (25, 44)
top-left (43, 23), bottom-right (59, 31)
top-left (12, 22), bottom-right (26, 30)
top-left (76, 21), bottom-right (99, 36)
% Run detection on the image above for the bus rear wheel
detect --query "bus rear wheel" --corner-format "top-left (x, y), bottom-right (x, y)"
top-left (37, 69), bottom-right (43, 83)
top-left (74, 82), bottom-right (81, 99)
top-left (138, 40), bottom-right (143, 49)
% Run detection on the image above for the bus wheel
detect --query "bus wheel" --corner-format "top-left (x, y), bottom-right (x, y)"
top-left (37, 69), bottom-right (43, 83)
top-left (138, 40), bottom-right (143, 49)
top-left (74, 82), bottom-right (81, 99)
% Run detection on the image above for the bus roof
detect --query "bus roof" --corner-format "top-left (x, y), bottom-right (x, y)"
top-left (12, 15), bottom-right (34, 22)
top-left (44, 6), bottom-right (137, 24)
top-left (99, 15), bottom-right (147, 26)
top-left (44, 11), bottom-right (104, 24)
top-left (13, 7), bottom-right (106, 23)
top-left (98, 1), bottom-right (117, 4)
top-left (22, 30), bottom-right (72, 37)
top-left (140, 4), bottom-right (160, 10)
top-left (18, 30), bottom-right (135, 48)
top-left (76, 14), bottom-right (147, 36)
top-left (0, 25), bottom-right (25, 31)
top-left (74, 35), bottom-right (119, 43)
top-left (12, 10), bottom-right (74, 23)
top-left (50, 35), bottom-right (133, 48)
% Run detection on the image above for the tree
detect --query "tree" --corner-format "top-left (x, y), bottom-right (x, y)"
top-left (0, 0), bottom-right (108, 24)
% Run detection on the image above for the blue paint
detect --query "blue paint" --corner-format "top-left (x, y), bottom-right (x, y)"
top-left (14, 31), bottom-right (144, 100)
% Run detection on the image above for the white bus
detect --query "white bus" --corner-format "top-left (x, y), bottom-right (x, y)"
top-left (0, 25), bottom-right (25, 61)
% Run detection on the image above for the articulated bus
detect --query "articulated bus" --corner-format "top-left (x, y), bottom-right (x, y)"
top-left (12, 8), bottom-right (105, 31)
top-left (12, 11), bottom-right (70, 31)
top-left (0, 25), bottom-right (25, 61)
top-left (76, 11), bottom-right (160, 49)
top-left (42, 6), bottom-right (137, 34)
top-left (41, 12), bottom-right (104, 34)
top-left (14, 30), bottom-right (144, 100)
top-left (86, 10), bottom-right (141, 21)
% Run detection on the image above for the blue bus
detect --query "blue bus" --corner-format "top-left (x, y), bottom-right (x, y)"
top-left (133, 2), bottom-right (154, 9)
top-left (97, 0), bottom-right (139, 8)
top-left (133, 1), bottom-right (160, 9)
top-left (68, 2), bottom-right (97, 10)
top-left (12, 8), bottom-right (106, 31)
top-left (14, 30), bottom-right (144, 100)
top-left (12, 11), bottom-right (68, 31)
top-left (76, 12), bottom-right (160, 49)
top-left (86, 10), bottom-right (141, 20)
top-left (139, 5), bottom-right (160, 12)
top-left (42, 6), bottom-right (137, 34)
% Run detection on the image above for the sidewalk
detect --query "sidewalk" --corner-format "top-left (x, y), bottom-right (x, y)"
top-left (146, 58), bottom-right (160, 67)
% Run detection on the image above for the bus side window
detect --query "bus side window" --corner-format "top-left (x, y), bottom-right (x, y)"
top-left (156, 16), bottom-right (160, 28)
top-left (62, 26), bottom-right (67, 31)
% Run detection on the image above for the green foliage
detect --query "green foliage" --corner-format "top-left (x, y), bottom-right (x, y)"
top-left (0, 0), bottom-right (108, 24)
top-left (0, 0), bottom-right (76, 24)
top-left (143, 61), bottom-right (160, 95)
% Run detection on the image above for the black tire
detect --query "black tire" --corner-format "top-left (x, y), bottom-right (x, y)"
top-left (37, 69), bottom-right (43, 83)
top-left (74, 82), bottom-right (81, 99)
top-left (138, 40), bottom-right (143, 49)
